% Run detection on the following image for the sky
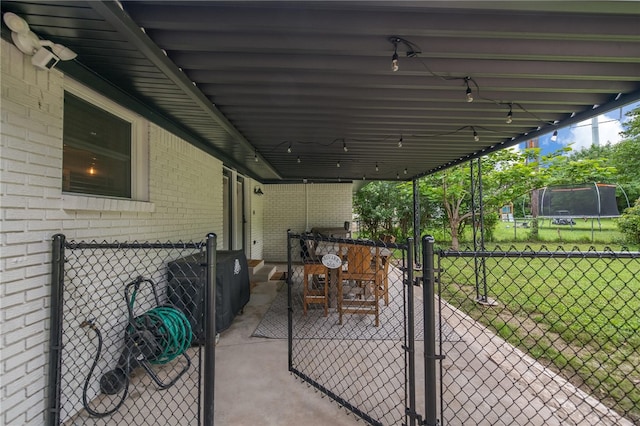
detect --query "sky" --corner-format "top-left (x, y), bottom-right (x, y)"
top-left (524, 100), bottom-right (639, 156)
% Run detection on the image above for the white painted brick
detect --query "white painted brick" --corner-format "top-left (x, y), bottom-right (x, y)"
top-left (4, 300), bottom-right (45, 320)
top-left (0, 340), bottom-right (26, 362)
top-left (0, 291), bottom-right (25, 309)
top-left (3, 322), bottom-right (43, 345)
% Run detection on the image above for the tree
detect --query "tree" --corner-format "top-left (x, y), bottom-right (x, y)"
top-left (353, 181), bottom-right (400, 238)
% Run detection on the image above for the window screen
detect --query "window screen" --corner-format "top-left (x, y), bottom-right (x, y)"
top-left (62, 92), bottom-right (132, 198)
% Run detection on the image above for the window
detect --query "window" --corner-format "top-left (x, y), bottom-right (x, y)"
top-left (63, 92), bottom-right (132, 198)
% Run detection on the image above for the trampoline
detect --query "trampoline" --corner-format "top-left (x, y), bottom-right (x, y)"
top-left (535, 183), bottom-right (631, 230)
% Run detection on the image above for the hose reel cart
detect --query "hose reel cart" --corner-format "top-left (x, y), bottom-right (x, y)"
top-left (81, 276), bottom-right (193, 418)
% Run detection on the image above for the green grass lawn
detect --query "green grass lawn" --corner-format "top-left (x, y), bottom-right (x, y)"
top-left (438, 250), bottom-right (640, 422)
top-left (491, 217), bottom-right (628, 245)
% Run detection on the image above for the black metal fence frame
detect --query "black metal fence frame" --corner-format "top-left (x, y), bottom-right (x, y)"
top-left (48, 233), bottom-right (217, 426)
top-left (429, 241), bottom-right (639, 425)
top-left (286, 232), bottom-right (419, 426)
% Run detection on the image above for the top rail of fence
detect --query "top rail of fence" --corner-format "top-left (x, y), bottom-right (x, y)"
top-left (63, 240), bottom-right (205, 250)
top-left (439, 246), bottom-right (640, 259)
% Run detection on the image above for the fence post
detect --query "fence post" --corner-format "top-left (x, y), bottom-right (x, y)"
top-left (405, 239), bottom-right (417, 426)
top-left (287, 231), bottom-right (294, 371)
top-left (412, 179), bottom-right (421, 268)
top-left (48, 234), bottom-right (65, 426)
top-left (422, 236), bottom-right (438, 426)
top-left (204, 233), bottom-right (217, 426)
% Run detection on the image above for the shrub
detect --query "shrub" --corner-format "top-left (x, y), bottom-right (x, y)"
top-left (617, 198), bottom-right (640, 244)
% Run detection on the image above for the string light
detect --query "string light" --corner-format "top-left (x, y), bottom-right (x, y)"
top-left (465, 78), bottom-right (473, 102)
top-left (254, 150), bottom-right (258, 162)
top-left (506, 104), bottom-right (513, 124)
top-left (391, 44), bottom-right (399, 72)
top-left (336, 161), bottom-right (341, 168)
top-left (375, 162), bottom-right (379, 172)
top-left (362, 175), bottom-right (366, 181)
top-left (404, 168), bottom-right (408, 175)
top-left (297, 156), bottom-right (301, 163)
top-left (396, 172), bottom-right (400, 180)
top-left (551, 130), bottom-right (558, 142)
top-left (398, 135), bottom-right (403, 148)
top-left (343, 140), bottom-right (348, 152)
top-left (472, 127), bottom-right (479, 141)
top-left (287, 143), bottom-right (292, 153)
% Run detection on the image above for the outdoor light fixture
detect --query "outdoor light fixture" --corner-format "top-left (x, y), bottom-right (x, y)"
top-left (3, 12), bottom-right (77, 70)
top-left (375, 162), bottom-right (379, 172)
top-left (343, 141), bottom-right (348, 152)
top-left (472, 127), bottom-right (480, 142)
top-left (506, 104), bottom-right (513, 124)
top-left (465, 78), bottom-right (474, 102)
top-left (254, 187), bottom-right (264, 195)
top-left (398, 135), bottom-right (403, 148)
top-left (391, 42), bottom-right (399, 72)
top-left (287, 143), bottom-right (292, 153)
top-left (362, 175), bottom-right (366, 181)
top-left (551, 130), bottom-right (558, 142)
top-left (388, 36), bottom-right (421, 73)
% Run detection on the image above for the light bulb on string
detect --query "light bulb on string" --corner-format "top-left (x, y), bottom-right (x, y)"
top-left (551, 130), bottom-right (558, 142)
top-left (297, 156), bottom-right (301, 163)
top-left (472, 127), bottom-right (479, 142)
top-left (391, 41), bottom-right (399, 72)
top-left (375, 162), bottom-right (379, 172)
top-left (465, 78), bottom-right (473, 102)
top-left (404, 168), bottom-right (408, 175)
top-left (287, 143), bottom-right (292, 153)
top-left (506, 104), bottom-right (513, 124)
top-left (343, 140), bottom-right (348, 152)
top-left (398, 135), bottom-right (403, 148)
top-left (336, 161), bottom-right (341, 168)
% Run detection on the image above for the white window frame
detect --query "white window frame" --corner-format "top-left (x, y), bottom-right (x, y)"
top-left (63, 78), bottom-right (151, 212)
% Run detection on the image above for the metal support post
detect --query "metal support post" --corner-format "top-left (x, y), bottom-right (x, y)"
top-left (405, 239), bottom-right (417, 426)
top-left (422, 236), bottom-right (438, 426)
top-left (412, 179), bottom-right (421, 268)
top-left (48, 234), bottom-right (65, 426)
top-left (287, 231), bottom-right (293, 371)
top-left (204, 233), bottom-right (217, 426)
top-left (470, 159), bottom-right (492, 305)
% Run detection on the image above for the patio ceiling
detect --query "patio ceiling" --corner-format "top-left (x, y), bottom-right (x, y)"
top-left (2, 1), bottom-right (640, 183)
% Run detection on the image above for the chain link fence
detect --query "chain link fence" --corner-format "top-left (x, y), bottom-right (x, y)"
top-left (435, 245), bottom-right (640, 425)
top-left (49, 235), bottom-right (216, 425)
top-left (287, 233), bottom-right (417, 426)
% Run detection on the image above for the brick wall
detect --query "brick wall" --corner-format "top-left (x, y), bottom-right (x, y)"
top-left (0, 40), bottom-right (224, 425)
top-left (263, 183), bottom-right (353, 262)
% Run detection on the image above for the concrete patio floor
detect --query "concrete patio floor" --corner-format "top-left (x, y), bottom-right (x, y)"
top-left (214, 279), bottom-right (361, 426)
top-left (214, 273), bottom-right (633, 426)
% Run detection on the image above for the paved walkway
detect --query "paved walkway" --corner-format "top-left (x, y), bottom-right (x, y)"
top-left (215, 276), bottom-right (633, 426)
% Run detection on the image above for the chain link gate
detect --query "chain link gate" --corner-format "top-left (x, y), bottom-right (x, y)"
top-left (49, 234), bottom-right (217, 426)
top-left (427, 239), bottom-right (639, 426)
top-left (287, 233), bottom-right (425, 426)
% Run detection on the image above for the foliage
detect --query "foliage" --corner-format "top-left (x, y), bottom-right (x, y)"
top-left (617, 198), bottom-right (640, 245)
top-left (353, 181), bottom-right (401, 239)
top-left (353, 107), bottom-right (640, 247)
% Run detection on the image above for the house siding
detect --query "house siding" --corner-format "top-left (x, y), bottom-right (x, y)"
top-left (263, 183), bottom-right (352, 262)
top-left (0, 40), bottom-right (225, 425)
